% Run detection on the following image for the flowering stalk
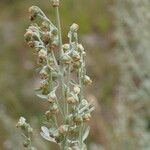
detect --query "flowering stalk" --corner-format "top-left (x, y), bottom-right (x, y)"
top-left (20, 0), bottom-right (94, 149)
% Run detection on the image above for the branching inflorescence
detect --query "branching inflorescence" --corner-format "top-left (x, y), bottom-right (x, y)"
top-left (17, 0), bottom-right (94, 150)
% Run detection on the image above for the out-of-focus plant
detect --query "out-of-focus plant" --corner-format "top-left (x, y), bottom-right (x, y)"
top-left (114, 0), bottom-right (150, 149)
top-left (16, 117), bottom-right (37, 150)
top-left (17, 0), bottom-right (94, 149)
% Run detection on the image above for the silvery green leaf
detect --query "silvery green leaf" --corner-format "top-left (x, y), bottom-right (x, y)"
top-left (89, 106), bottom-right (95, 112)
top-left (41, 126), bottom-right (49, 135)
top-left (36, 93), bottom-right (48, 99)
top-left (82, 126), bottom-right (90, 142)
top-left (35, 90), bottom-right (48, 100)
top-left (40, 126), bottom-right (56, 143)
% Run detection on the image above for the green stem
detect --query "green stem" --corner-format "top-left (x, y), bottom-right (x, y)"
top-left (55, 6), bottom-right (66, 118)
top-left (55, 7), bottom-right (64, 56)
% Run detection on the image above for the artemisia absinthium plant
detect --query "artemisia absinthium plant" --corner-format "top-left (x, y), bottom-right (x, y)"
top-left (17, 0), bottom-right (94, 150)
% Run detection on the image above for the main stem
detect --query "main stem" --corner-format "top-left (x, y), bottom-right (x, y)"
top-left (55, 6), bottom-right (65, 115)
top-left (55, 7), bottom-right (63, 56)
top-left (55, 6), bottom-right (68, 150)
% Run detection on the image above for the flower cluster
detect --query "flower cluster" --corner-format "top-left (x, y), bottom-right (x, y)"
top-left (23, 4), bottom-right (94, 150)
top-left (16, 117), bottom-right (36, 150)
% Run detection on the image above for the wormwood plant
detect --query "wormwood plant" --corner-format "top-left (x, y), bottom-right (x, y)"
top-left (17, 0), bottom-right (94, 150)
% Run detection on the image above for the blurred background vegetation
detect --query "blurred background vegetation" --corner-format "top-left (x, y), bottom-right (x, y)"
top-left (0, 0), bottom-right (149, 150)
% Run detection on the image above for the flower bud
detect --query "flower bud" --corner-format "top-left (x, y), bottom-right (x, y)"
top-left (78, 44), bottom-right (84, 52)
top-left (45, 110), bottom-right (52, 119)
top-left (38, 49), bottom-right (47, 59)
top-left (58, 125), bottom-right (69, 135)
top-left (62, 44), bottom-right (70, 51)
top-left (83, 113), bottom-right (91, 122)
top-left (40, 80), bottom-right (49, 90)
top-left (70, 23), bottom-right (79, 32)
top-left (72, 51), bottom-right (80, 61)
top-left (68, 125), bottom-right (77, 135)
top-left (29, 6), bottom-right (40, 21)
top-left (66, 97), bottom-right (77, 104)
top-left (40, 66), bottom-right (49, 79)
top-left (37, 57), bottom-right (44, 65)
top-left (72, 62), bottom-right (81, 71)
top-left (27, 41), bottom-right (35, 48)
top-left (41, 21), bottom-right (50, 31)
top-left (16, 117), bottom-right (26, 127)
top-left (73, 115), bottom-right (83, 125)
top-left (51, 39), bottom-right (59, 50)
top-left (50, 103), bottom-right (59, 114)
top-left (73, 85), bottom-right (80, 94)
top-left (61, 54), bottom-right (72, 64)
top-left (47, 56), bottom-right (54, 65)
top-left (48, 91), bottom-right (57, 103)
top-left (24, 31), bottom-right (33, 42)
top-left (51, 0), bottom-right (59, 7)
top-left (23, 141), bottom-right (30, 148)
top-left (83, 75), bottom-right (92, 85)
top-left (42, 32), bottom-right (51, 44)
top-left (51, 28), bottom-right (58, 36)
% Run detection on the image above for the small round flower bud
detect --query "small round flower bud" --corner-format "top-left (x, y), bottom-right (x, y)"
top-left (62, 54), bottom-right (72, 64)
top-left (41, 21), bottom-right (50, 31)
top-left (27, 41), bottom-right (35, 48)
top-left (78, 44), bottom-right (84, 52)
top-left (24, 31), bottom-right (33, 42)
top-left (23, 141), bottom-right (29, 147)
top-left (40, 80), bottom-right (49, 90)
top-left (70, 23), bottom-right (79, 32)
top-left (51, 0), bottom-right (59, 7)
top-left (73, 61), bottom-right (81, 70)
top-left (16, 117), bottom-right (26, 127)
top-left (83, 113), bottom-right (91, 122)
top-left (73, 115), bottom-right (83, 125)
top-left (73, 85), bottom-right (80, 94)
top-left (62, 44), bottom-right (70, 51)
top-left (51, 28), bottom-right (58, 35)
top-left (50, 103), bottom-right (59, 114)
top-left (83, 75), bottom-right (92, 85)
top-left (48, 91), bottom-right (57, 103)
top-left (38, 49), bottom-right (47, 59)
top-left (51, 39), bottom-right (59, 50)
top-left (45, 110), bottom-right (52, 119)
top-left (42, 32), bottom-right (51, 44)
top-left (68, 125), bottom-right (77, 135)
top-left (66, 97), bottom-right (76, 104)
top-left (47, 56), bottom-right (54, 65)
top-left (72, 51), bottom-right (80, 61)
top-left (37, 57), bottom-right (44, 65)
top-left (58, 125), bottom-right (69, 135)
top-left (40, 66), bottom-right (49, 79)
top-left (29, 6), bottom-right (40, 21)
